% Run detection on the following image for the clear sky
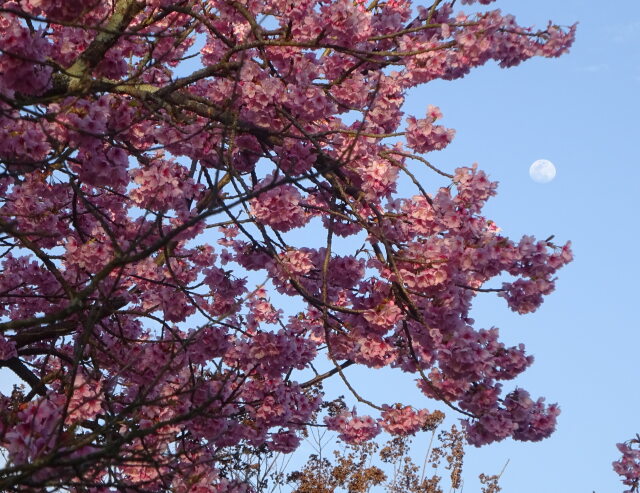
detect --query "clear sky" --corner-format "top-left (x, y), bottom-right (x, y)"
top-left (342, 1), bottom-right (640, 491)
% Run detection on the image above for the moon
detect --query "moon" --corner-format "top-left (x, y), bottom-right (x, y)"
top-left (529, 159), bottom-right (556, 183)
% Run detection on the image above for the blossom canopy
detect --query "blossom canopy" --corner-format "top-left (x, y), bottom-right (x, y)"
top-left (0, 0), bottom-right (579, 491)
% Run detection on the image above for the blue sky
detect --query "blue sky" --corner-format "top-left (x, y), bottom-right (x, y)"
top-left (352, 1), bottom-right (640, 491)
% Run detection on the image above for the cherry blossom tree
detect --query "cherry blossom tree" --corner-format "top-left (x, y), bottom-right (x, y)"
top-left (614, 436), bottom-right (640, 493)
top-left (0, 0), bottom-right (580, 490)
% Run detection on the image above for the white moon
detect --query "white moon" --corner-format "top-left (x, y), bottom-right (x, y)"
top-left (529, 159), bottom-right (556, 183)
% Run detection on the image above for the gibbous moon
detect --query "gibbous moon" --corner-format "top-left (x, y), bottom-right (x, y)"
top-left (529, 159), bottom-right (556, 183)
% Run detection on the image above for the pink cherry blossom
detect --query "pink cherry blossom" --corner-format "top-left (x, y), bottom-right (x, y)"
top-left (614, 438), bottom-right (640, 493)
top-left (250, 181), bottom-right (311, 232)
top-left (0, 0), bottom-right (578, 489)
top-left (379, 405), bottom-right (431, 435)
top-left (325, 409), bottom-right (381, 444)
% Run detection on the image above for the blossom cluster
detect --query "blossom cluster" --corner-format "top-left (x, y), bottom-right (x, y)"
top-left (614, 438), bottom-right (640, 493)
top-left (325, 409), bottom-right (381, 444)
